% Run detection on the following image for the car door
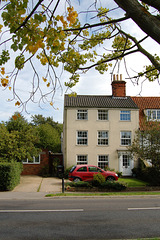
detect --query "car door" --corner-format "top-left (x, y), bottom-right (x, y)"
top-left (76, 166), bottom-right (89, 181)
top-left (88, 166), bottom-right (100, 180)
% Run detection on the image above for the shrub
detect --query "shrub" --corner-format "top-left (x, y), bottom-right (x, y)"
top-left (132, 164), bottom-right (160, 186)
top-left (0, 161), bottom-right (23, 191)
top-left (66, 180), bottom-right (126, 191)
top-left (64, 165), bottom-right (74, 179)
top-left (100, 181), bottom-right (126, 191)
top-left (140, 167), bottom-right (160, 186)
top-left (66, 181), bottom-right (92, 188)
top-left (92, 173), bottom-right (105, 187)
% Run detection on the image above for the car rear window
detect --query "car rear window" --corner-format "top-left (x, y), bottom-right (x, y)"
top-left (70, 166), bottom-right (76, 173)
top-left (77, 167), bottom-right (87, 172)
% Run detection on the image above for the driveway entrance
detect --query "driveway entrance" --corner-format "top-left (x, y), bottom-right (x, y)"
top-left (12, 176), bottom-right (62, 193)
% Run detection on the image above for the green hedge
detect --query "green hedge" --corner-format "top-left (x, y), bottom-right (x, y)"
top-left (66, 180), bottom-right (126, 191)
top-left (0, 161), bottom-right (23, 191)
top-left (132, 167), bottom-right (160, 186)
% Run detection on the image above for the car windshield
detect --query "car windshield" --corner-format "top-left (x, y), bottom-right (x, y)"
top-left (70, 166), bottom-right (76, 173)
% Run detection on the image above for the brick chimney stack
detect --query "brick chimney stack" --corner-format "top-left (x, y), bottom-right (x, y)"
top-left (111, 74), bottom-right (126, 97)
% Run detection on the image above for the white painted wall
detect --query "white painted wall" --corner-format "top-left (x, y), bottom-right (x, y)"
top-left (63, 107), bottom-right (139, 174)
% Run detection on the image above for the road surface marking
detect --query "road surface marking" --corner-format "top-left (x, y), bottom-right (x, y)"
top-left (0, 209), bottom-right (84, 213)
top-left (128, 207), bottom-right (160, 211)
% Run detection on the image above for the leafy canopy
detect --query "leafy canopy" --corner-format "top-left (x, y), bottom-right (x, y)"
top-left (128, 121), bottom-right (160, 170)
top-left (0, 112), bottom-right (62, 162)
top-left (0, 113), bottom-right (40, 162)
top-left (0, 0), bottom-right (160, 110)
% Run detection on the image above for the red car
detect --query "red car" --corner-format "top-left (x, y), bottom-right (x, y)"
top-left (69, 165), bottom-right (118, 182)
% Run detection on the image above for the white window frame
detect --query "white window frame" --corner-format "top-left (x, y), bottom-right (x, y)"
top-left (23, 155), bottom-right (40, 164)
top-left (98, 109), bottom-right (108, 120)
top-left (122, 154), bottom-right (130, 168)
top-left (98, 131), bottom-right (109, 145)
top-left (120, 131), bottom-right (131, 146)
top-left (77, 131), bottom-right (88, 145)
top-left (146, 109), bottom-right (160, 121)
top-left (98, 155), bottom-right (109, 169)
top-left (120, 110), bottom-right (131, 121)
top-left (77, 110), bottom-right (88, 120)
top-left (76, 155), bottom-right (88, 165)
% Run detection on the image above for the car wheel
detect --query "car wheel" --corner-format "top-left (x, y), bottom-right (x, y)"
top-left (107, 176), bottom-right (115, 181)
top-left (73, 177), bottom-right (81, 182)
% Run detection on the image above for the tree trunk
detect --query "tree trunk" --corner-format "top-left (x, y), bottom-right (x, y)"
top-left (114, 0), bottom-right (160, 44)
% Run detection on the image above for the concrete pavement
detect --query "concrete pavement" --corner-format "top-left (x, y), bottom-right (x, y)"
top-left (0, 176), bottom-right (64, 200)
top-left (13, 176), bottom-right (63, 193)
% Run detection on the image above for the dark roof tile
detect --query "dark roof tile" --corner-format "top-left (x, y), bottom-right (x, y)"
top-left (64, 95), bottom-right (138, 109)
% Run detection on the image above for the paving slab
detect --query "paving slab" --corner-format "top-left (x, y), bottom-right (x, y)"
top-left (13, 175), bottom-right (43, 192)
top-left (40, 177), bottom-right (63, 193)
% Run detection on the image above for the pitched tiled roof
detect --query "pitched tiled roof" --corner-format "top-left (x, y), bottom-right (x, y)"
top-left (131, 97), bottom-right (160, 130)
top-left (64, 95), bottom-right (138, 109)
top-left (131, 97), bottom-right (160, 109)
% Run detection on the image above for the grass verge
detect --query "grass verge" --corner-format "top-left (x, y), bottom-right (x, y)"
top-left (118, 177), bottom-right (148, 187)
top-left (45, 191), bottom-right (160, 197)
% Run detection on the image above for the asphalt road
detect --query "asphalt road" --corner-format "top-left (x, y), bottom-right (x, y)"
top-left (0, 196), bottom-right (160, 240)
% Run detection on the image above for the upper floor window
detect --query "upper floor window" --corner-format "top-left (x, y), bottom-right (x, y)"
top-left (77, 131), bottom-right (88, 145)
top-left (121, 131), bottom-right (131, 146)
top-left (77, 110), bottom-right (88, 120)
top-left (98, 155), bottom-right (109, 169)
top-left (98, 110), bottom-right (108, 120)
top-left (120, 111), bottom-right (131, 121)
top-left (98, 131), bottom-right (108, 145)
top-left (146, 109), bottom-right (160, 121)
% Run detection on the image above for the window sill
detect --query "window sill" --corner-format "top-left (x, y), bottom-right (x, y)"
top-left (22, 162), bottom-right (40, 164)
top-left (97, 145), bottom-right (109, 147)
top-left (76, 145), bottom-right (88, 146)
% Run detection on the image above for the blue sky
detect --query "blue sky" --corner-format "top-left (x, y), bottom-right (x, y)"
top-left (0, 0), bottom-right (160, 123)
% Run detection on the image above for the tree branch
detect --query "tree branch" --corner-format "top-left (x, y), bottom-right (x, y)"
top-left (14, 0), bottom-right (44, 33)
top-left (78, 49), bottom-right (139, 71)
top-left (119, 29), bottom-right (160, 72)
top-left (63, 16), bottom-right (129, 32)
top-left (114, 0), bottom-right (160, 45)
top-left (139, 0), bottom-right (160, 11)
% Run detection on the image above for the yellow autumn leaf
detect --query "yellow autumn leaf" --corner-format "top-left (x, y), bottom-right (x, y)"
top-left (0, 24), bottom-right (3, 33)
top-left (1, 67), bottom-right (5, 75)
top-left (47, 82), bottom-right (50, 87)
top-left (12, 115), bottom-right (17, 120)
top-left (15, 101), bottom-right (21, 106)
top-left (1, 77), bottom-right (9, 87)
top-left (42, 77), bottom-right (47, 82)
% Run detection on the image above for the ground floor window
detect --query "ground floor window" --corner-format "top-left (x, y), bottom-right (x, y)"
top-left (76, 155), bottom-right (88, 165)
top-left (23, 155), bottom-right (40, 164)
top-left (98, 155), bottom-right (109, 169)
